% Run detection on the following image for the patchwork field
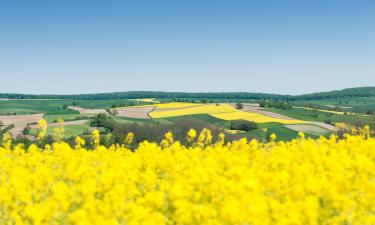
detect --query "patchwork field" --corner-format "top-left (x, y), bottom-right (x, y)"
top-left (0, 114), bottom-right (44, 136)
top-left (284, 124), bottom-right (330, 136)
top-left (1, 95), bottom-right (372, 141)
top-left (115, 106), bottom-right (155, 119)
top-left (210, 111), bottom-right (306, 124)
top-left (68, 106), bottom-right (108, 114)
top-left (294, 106), bottom-right (356, 115)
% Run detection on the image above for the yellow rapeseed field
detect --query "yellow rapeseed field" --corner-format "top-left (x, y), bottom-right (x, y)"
top-left (148, 103), bottom-right (309, 124)
top-left (135, 98), bottom-right (159, 103)
top-left (210, 111), bottom-right (307, 124)
top-left (0, 129), bottom-right (374, 225)
top-left (152, 102), bottom-right (202, 109)
top-left (149, 104), bottom-right (235, 118)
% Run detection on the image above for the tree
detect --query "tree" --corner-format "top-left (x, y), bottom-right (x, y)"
top-left (236, 102), bottom-right (244, 109)
top-left (23, 125), bottom-right (31, 135)
top-left (230, 120), bottom-right (258, 131)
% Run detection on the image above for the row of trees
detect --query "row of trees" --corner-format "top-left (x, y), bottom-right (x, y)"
top-left (258, 100), bottom-right (293, 110)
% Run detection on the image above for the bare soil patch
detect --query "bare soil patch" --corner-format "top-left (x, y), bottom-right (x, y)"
top-left (309, 122), bottom-right (338, 132)
top-left (285, 124), bottom-right (330, 136)
top-left (236, 104), bottom-right (295, 120)
top-left (0, 114), bottom-right (44, 136)
top-left (68, 106), bottom-right (108, 114)
top-left (115, 106), bottom-right (155, 119)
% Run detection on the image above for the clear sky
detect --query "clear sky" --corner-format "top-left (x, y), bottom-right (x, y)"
top-left (0, 0), bottom-right (374, 95)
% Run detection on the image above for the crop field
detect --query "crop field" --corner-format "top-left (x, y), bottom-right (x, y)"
top-left (264, 107), bottom-right (375, 126)
top-left (0, 130), bottom-right (373, 224)
top-left (149, 104), bottom-right (236, 118)
top-left (0, 100), bottom-right (78, 115)
top-left (115, 106), bottom-right (155, 119)
top-left (295, 97), bottom-right (375, 112)
top-left (29, 121), bottom-right (90, 138)
top-left (151, 102), bottom-right (202, 109)
top-left (2, 99), bottom-right (371, 141)
top-left (68, 106), bottom-right (108, 115)
top-left (284, 124), bottom-right (330, 136)
top-left (209, 111), bottom-right (306, 124)
top-left (293, 106), bottom-right (356, 115)
top-left (0, 114), bottom-right (44, 136)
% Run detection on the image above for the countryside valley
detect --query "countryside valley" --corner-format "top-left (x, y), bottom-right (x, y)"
top-left (1, 87), bottom-right (374, 147)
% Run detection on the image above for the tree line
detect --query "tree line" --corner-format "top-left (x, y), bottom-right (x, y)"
top-left (1, 87), bottom-right (374, 101)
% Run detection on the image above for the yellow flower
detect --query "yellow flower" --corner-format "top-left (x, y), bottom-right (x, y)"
top-left (269, 133), bottom-right (277, 141)
top-left (1, 132), bottom-right (12, 148)
top-left (186, 129), bottom-right (197, 143)
top-left (124, 132), bottom-right (134, 145)
top-left (75, 136), bottom-right (86, 149)
top-left (52, 118), bottom-right (65, 141)
top-left (37, 119), bottom-right (48, 141)
top-left (91, 129), bottom-right (100, 146)
top-left (0, 130), bottom-right (373, 224)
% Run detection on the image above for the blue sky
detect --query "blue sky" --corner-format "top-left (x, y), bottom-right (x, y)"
top-left (0, 0), bottom-right (374, 94)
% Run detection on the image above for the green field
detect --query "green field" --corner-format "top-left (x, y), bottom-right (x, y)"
top-left (30, 123), bottom-right (91, 138)
top-left (0, 99), bottom-right (148, 116)
top-left (0, 100), bottom-right (78, 115)
top-left (294, 97), bottom-right (375, 113)
top-left (2, 88), bottom-right (375, 142)
top-left (263, 107), bottom-right (375, 125)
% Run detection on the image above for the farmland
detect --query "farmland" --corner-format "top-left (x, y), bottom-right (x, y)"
top-left (1, 88), bottom-right (375, 141)
top-left (0, 89), bottom-right (374, 225)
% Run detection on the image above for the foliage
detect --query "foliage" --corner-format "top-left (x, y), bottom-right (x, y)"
top-left (235, 102), bottom-right (243, 109)
top-left (0, 124), bottom-right (15, 136)
top-left (259, 100), bottom-right (293, 110)
top-left (230, 120), bottom-right (258, 131)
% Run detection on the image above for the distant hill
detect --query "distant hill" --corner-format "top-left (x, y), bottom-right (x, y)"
top-left (0, 91), bottom-right (288, 101)
top-left (292, 87), bottom-right (375, 100)
top-left (0, 87), bottom-right (374, 101)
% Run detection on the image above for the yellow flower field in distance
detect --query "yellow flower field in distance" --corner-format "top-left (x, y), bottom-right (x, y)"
top-left (135, 98), bottom-right (159, 103)
top-left (149, 103), bottom-right (236, 118)
top-left (0, 132), bottom-right (374, 225)
top-left (210, 111), bottom-right (307, 124)
top-left (152, 102), bottom-right (202, 109)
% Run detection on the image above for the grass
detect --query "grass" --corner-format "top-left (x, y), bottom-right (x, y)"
top-left (163, 114), bottom-right (229, 127)
top-left (263, 107), bottom-right (372, 123)
top-left (30, 124), bottom-right (90, 138)
top-left (244, 123), bottom-right (319, 141)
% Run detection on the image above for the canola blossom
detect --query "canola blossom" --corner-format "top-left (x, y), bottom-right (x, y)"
top-left (149, 104), bottom-right (235, 118)
top-left (147, 103), bottom-right (309, 125)
top-left (0, 132), bottom-right (374, 225)
top-left (209, 111), bottom-right (306, 124)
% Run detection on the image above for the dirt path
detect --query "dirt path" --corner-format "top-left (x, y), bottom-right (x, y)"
top-left (68, 106), bottom-right (108, 114)
top-left (0, 114), bottom-right (44, 137)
